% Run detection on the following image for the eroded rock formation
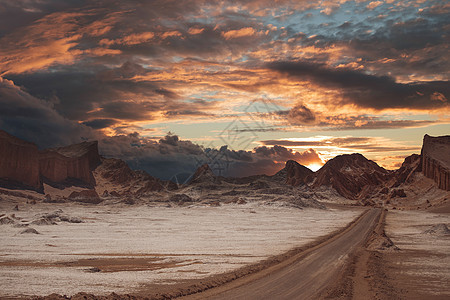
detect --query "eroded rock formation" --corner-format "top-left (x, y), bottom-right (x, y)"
top-left (310, 153), bottom-right (392, 200)
top-left (189, 163), bottom-right (218, 184)
top-left (95, 158), bottom-right (169, 194)
top-left (284, 160), bottom-right (313, 186)
top-left (421, 134), bottom-right (450, 191)
top-left (0, 130), bottom-right (42, 191)
top-left (39, 141), bottom-right (101, 187)
top-left (389, 154), bottom-right (421, 188)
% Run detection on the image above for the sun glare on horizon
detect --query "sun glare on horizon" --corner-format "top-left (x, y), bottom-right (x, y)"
top-left (307, 163), bottom-right (323, 172)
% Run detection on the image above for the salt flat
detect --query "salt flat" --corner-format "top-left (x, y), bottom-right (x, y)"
top-left (0, 201), bottom-right (360, 297)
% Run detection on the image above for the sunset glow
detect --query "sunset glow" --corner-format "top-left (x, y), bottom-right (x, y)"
top-left (306, 163), bottom-right (324, 172)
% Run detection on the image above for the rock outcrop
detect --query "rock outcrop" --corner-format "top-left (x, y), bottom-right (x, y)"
top-left (95, 158), bottom-right (169, 194)
top-left (310, 153), bottom-right (392, 200)
top-left (0, 130), bottom-right (42, 191)
top-left (189, 164), bottom-right (218, 184)
top-left (283, 160), bottom-right (313, 186)
top-left (421, 134), bottom-right (450, 191)
top-left (389, 154), bottom-right (421, 188)
top-left (39, 141), bottom-right (101, 187)
top-left (68, 189), bottom-right (102, 204)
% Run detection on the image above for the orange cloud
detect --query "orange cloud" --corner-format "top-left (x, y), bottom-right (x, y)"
top-left (84, 47), bottom-right (122, 56)
top-left (367, 1), bottom-right (383, 10)
top-left (0, 10), bottom-right (127, 75)
top-left (100, 32), bottom-right (155, 46)
top-left (188, 27), bottom-right (205, 35)
top-left (0, 35), bottom-right (83, 75)
top-left (160, 30), bottom-right (182, 39)
top-left (222, 27), bottom-right (256, 39)
top-left (0, 12), bottom-right (85, 75)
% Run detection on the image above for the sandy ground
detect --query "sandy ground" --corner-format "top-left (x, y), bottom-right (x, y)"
top-left (0, 200), bottom-right (361, 298)
top-left (383, 210), bottom-right (450, 299)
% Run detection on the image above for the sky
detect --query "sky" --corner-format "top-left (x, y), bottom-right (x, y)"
top-left (0, 0), bottom-right (449, 181)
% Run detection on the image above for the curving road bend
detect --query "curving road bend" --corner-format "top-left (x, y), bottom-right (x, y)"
top-left (187, 208), bottom-right (381, 300)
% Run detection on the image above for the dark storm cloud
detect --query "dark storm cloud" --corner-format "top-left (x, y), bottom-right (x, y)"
top-left (286, 104), bottom-right (316, 125)
top-left (8, 62), bottom-right (209, 122)
top-left (268, 60), bottom-right (449, 110)
top-left (0, 77), bottom-right (95, 148)
top-left (0, 0), bottom-right (87, 37)
top-left (82, 118), bottom-right (118, 129)
top-left (98, 132), bottom-right (323, 180)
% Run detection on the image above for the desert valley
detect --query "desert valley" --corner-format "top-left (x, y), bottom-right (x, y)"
top-left (0, 129), bottom-right (449, 299)
top-left (1, 0), bottom-right (449, 299)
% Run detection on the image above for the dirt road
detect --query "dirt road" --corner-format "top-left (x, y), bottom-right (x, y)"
top-left (185, 208), bottom-right (381, 300)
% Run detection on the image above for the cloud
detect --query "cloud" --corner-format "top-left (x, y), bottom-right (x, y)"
top-left (366, 1), bottom-right (383, 10)
top-left (0, 76), bottom-right (95, 148)
top-left (254, 145), bottom-right (323, 165)
top-left (260, 136), bottom-right (420, 154)
top-left (188, 27), bottom-right (205, 35)
top-left (0, 0), bottom-right (448, 174)
top-left (268, 60), bottom-right (449, 111)
top-left (286, 104), bottom-right (316, 125)
top-left (7, 61), bottom-right (219, 124)
top-left (100, 32), bottom-right (155, 46)
top-left (82, 118), bottom-right (118, 129)
top-left (222, 27), bottom-right (256, 39)
top-left (98, 132), bottom-right (324, 180)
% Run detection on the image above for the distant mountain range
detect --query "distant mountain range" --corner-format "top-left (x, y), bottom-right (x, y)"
top-left (0, 129), bottom-right (448, 208)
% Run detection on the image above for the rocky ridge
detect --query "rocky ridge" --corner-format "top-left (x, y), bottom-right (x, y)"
top-left (0, 130), bottom-right (448, 209)
top-left (309, 153), bottom-right (392, 200)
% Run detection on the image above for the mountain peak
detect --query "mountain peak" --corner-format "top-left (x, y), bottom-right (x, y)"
top-left (313, 153), bottom-right (391, 200)
top-left (321, 153), bottom-right (386, 174)
top-left (189, 163), bottom-right (216, 184)
top-left (284, 160), bottom-right (313, 186)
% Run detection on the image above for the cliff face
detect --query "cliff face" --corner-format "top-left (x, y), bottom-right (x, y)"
top-left (0, 130), bottom-right (42, 191)
top-left (421, 135), bottom-right (450, 191)
top-left (39, 141), bottom-right (101, 187)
